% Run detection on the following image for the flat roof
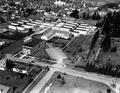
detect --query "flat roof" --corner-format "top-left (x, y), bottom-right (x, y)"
top-left (11, 23), bottom-right (19, 26)
top-left (23, 39), bottom-right (44, 48)
top-left (26, 23), bottom-right (36, 26)
top-left (63, 25), bottom-right (74, 29)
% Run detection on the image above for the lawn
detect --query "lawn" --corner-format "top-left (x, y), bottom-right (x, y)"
top-left (96, 38), bottom-right (120, 66)
top-left (31, 46), bottom-right (51, 60)
top-left (81, 19), bottom-right (97, 26)
top-left (43, 72), bottom-right (115, 93)
top-left (0, 39), bottom-right (23, 57)
top-left (0, 63), bottom-right (43, 93)
top-left (63, 35), bottom-right (96, 64)
top-left (51, 38), bottom-right (71, 48)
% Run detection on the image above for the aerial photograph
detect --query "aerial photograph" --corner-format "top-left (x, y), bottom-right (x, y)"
top-left (0, 0), bottom-right (120, 93)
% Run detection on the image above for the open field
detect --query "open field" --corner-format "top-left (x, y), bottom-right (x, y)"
top-left (64, 35), bottom-right (94, 62)
top-left (31, 46), bottom-right (51, 60)
top-left (42, 71), bottom-right (115, 93)
top-left (78, 19), bottom-right (97, 26)
top-left (96, 38), bottom-right (120, 66)
top-left (0, 39), bottom-right (23, 57)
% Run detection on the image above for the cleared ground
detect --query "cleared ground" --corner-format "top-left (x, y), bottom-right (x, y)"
top-left (44, 72), bottom-right (115, 93)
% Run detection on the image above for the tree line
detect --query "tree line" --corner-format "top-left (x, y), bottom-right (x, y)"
top-left (85, 62), bottom-right (120, 78)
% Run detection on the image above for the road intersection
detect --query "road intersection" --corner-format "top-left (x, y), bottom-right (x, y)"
top-left (23, 44), bottom-right (120, 93)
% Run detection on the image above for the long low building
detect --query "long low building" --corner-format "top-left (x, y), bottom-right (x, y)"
top-left (41, 30), bottom-right (55, 41)
top-left (52, 27), bottom-right (70, 32)
top-left (74, 30), bottom-right (88, 35)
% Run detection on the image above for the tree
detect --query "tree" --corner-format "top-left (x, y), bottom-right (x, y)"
top-left (101, 35), bottom-right (111, 52)
top-left (101, 18), bottom-right (111, 36)
top-left (19, 73), bottom-right (27, 79)
top-left (107, 89), bottom-right (111, 93)
top-left (28, 28), bottom-right (34, 34)
top-left (96, 20), bottom-right (103, 28)
top-left (45, 7), bottom-right (51, 12)
top-left (57, 74), bottom-right (61, 79)
top-left (13, 86), bottom-right (17, 93)
top-left (82, 12), bottom-right (86, 19)
top-left (0, 16), bottom-right (5, 23)
top-left (61, 77), bottom-right (65, 84)
top-left (92, 12), bottom-right (96, 20)
top-left (87, 30), bottom-right (100, 59)
top-left (110, 46), bottom-right (117, 52)
top-left (70, 9), bottom-right (79, 19)
top-left (6, 59), bottom-right (15, 70)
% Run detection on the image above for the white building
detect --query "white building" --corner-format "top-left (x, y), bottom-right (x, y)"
top-left (52, 27), bottom-right (70, 32)
top-left (27, 23), bottom-right (37, 26)
top-left (16, 26), bottom-right (25, 31)
top-left (71, 31), bottom-right (79, 37)
top-left (54, 0), bottom-right (66, 6)
top-left (22, 24), bottom-right (34, 29)
top-left (56, 22), bottom-right (65, 27)
top-left (74, 29), bottom-right (88, 35)
top-left (8, 25), bottom-right (17, 30)
top-left (41, 31), bottom-right (55, 41)
top-left (21, 20), bottom-right (30, 23)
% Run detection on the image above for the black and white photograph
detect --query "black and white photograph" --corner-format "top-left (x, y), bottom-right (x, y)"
top-left (0, 0), bottom-right (119, 93)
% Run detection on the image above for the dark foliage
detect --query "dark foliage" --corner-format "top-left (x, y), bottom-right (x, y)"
top-left (87, 30), bottom-right (100, 59)
top-left (70, 9), bottom-right (79, 19)
top-left (85, 62), bottom-right (120, 78)
top-left (6, 59), bottom-right (15, 70)
top-left (101, 35), bottom-right (111, 52)
top-left (110, 46), bottom-right (117, 52)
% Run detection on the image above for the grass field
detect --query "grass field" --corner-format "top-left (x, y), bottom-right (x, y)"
top-left (0, 64), bottom-right (43, 93)
top-left (96, 38), bottom-right (120, 66)
top-left (44, 72), bottom-right (115, 93)
top-left (31, 45), bottom-right (51, 60)
top-left (64, 35), bottom-right (94, 62)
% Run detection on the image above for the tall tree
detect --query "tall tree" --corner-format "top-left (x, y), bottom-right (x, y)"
top-left (6, 59), bottom-right (15, 70)
top-left (101, 35), bottom-right (111, 52)
top-left (70, 9), bottom-right (79, 19)
top-left (87, 30), bottom-right (100, 59)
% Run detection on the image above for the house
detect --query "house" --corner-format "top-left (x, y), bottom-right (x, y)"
top-left (23, 38), bottom-right (45, 54)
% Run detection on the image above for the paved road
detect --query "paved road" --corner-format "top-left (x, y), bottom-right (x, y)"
top-left (53, 64), bottom-right (120, 93)
top-left (46, 44), bottom-right (67, 64)
top-left (26, 62), bottom-right (120, 93)
top-left (29, 69), bottom-right (55, 93)
top-left (11, 43), bottom-right (120, 93)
